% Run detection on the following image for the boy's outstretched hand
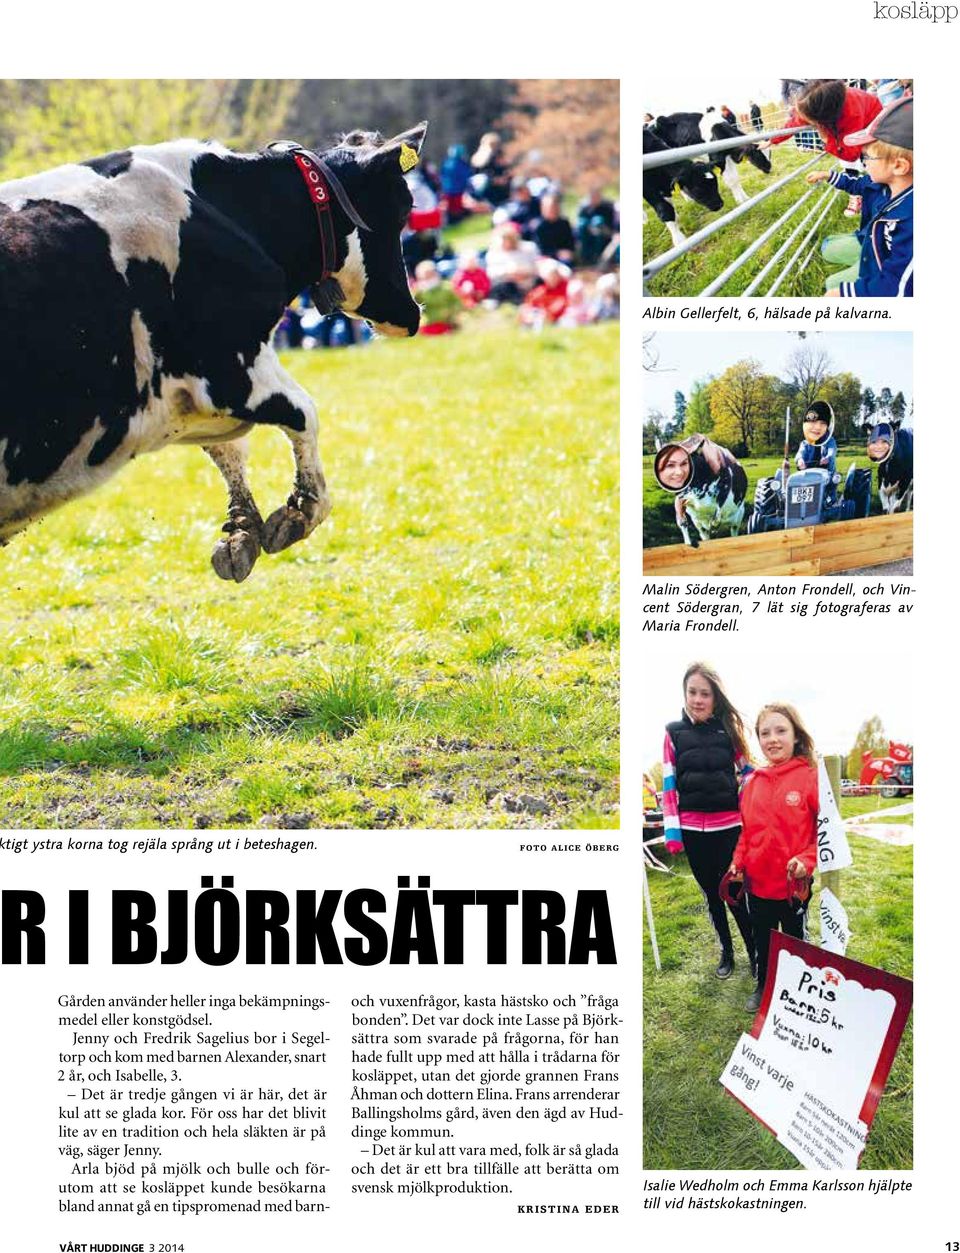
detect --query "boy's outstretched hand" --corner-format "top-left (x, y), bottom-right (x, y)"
top-left (806, 170), bottom-right (830, 184)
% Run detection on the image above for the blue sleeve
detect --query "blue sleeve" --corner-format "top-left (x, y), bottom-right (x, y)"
top-left (842, 215), bottom-right (914, 298)
top-left (828, 169), bottom-right (872, 195)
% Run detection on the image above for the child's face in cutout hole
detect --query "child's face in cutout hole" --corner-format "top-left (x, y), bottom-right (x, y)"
top-left (758, 711), bottom-right (796, 764)
top-left (803, 419), bottom-right (828, 444)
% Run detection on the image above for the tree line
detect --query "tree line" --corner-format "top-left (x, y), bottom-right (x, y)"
top-left (0, 79), bottom-right (618, 191)
top-left (643, 344), bottom-right (910, 457)
top-left (646, 715), bottom-right (909, 788)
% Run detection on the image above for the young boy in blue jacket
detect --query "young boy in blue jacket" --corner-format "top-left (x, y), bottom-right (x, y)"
top-left (807, 96), bottom-right (913, 297)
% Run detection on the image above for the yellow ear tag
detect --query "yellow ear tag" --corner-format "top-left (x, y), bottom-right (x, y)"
top-left (399, 142), bottom-right (419, 173)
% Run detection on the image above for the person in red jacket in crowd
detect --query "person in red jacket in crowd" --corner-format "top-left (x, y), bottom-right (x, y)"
top-left (728, 703), bottom-right (818, 1012)
top-left (518, 260), bottom-right (570, 328)
top-left (772, 79), bottom-right (883, 217)
top-left (451, 251), bottom-right (491, 308)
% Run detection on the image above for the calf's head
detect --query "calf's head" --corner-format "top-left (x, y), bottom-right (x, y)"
top-left (744, 145), bottom-right (772, 174)
top-left (324, 123), bottom-right (428, 337)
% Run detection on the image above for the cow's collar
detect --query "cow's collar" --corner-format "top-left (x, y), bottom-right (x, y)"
top-left (268, 141), bottom-right (371, 311)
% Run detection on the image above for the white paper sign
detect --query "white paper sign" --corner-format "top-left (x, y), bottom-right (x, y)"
top-left (820, 886), bottom-right (851, 955)
top-left (778, 1091), bottom-right (869, 1171)
top-left (719, 1031), bottom-right (804, 1133)
top-left (761, 950), bottom-right (895, 1110)
top-left (720, 944), bottom-right (900, 1170)
top-left (817, 755), bottom-right (853, 872)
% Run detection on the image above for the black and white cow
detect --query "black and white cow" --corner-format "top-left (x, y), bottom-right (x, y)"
top-left (653, 435), bottom-right (749, 547)
top-left (643, 127), bottom-right (724, 249)
top-left (867, 421), bottom-right (913, 514)
top-left (0, 124), bottom-right (427, 580)
top-left (651, 109), bottom-right (772, 206)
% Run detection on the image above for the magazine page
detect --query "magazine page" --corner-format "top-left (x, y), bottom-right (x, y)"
top-left (0, 34), bottom-right (631, 1253)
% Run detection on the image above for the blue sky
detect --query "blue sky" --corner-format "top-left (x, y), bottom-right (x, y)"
top-left (644, 331), bottom-right (913, 421)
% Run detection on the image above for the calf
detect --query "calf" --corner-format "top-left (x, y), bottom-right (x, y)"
top-left (652, 109), bottom-right (772, 206)
top-left (0, 123), bottom-right (427, 580)
top-left (867, 421), bottom-right (913, 513)
top-left (654, 435), bottom-right (748, 547)
top-left (643, 127), bottom-right (723, 248)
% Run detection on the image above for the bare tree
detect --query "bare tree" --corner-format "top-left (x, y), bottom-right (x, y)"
top-left (787, 343), bottom-right (832, 413)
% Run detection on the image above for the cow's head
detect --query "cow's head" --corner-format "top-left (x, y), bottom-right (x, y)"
top-left (744, 145), bottom-right (772, 174)
top-left (323, 123), bottom-right (428, 337)
top-left (675, 161), bottom-right (724, 212)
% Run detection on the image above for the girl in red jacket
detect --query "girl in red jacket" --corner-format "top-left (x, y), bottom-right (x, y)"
top-left (729, 703), bottom-right (818, 1012)
top-left (773, 79), bottom-right (883, 218)
top-left (777, 79), bottom-right (883, 164)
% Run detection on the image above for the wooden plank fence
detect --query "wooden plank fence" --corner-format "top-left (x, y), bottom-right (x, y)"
top-left (643, 513), bottom-right (913, 577)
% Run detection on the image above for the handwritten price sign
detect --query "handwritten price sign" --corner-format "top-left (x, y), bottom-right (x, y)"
top-left (719, 935), bottom-right (912, 1170)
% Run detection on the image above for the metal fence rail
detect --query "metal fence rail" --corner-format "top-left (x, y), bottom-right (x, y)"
top-left (765, 188), bottom-right (842, 296)
top-left (642, 102), bottom-right (856, 297)
top-left (643, 152), bottom-right (827, 291)
top-left (699, 184), bottom-right (823, 297)
top-left (741, 186), bottom-right (836, 295)
top-left (641, 125), bottom-right (803, 170)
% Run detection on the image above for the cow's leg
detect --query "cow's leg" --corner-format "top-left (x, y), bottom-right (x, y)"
top-left (238, 345), bottom-right (332, 555)
top-left (204, 439), bottom-right (265, 583)
top-left (722, 157), bottom-right (748, 205)
top-left (653, 197), bottom-right (685, 248)
top-left (676, 497), bottom-right (697, 548)
top-left (261, 401), bottom-right (331, 554)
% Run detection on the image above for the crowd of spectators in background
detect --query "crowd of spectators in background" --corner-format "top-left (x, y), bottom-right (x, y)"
top-left (275, 129), bottom-right (619, 348)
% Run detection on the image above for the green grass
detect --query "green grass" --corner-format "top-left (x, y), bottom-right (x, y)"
top-left (644, 835), bottom-right (913, 1169)
top-left (0, 325), bottom-right (619, 829)
top-left (443, 212), bottom-right (495, 254)
top-left (643, 144), bottom-right (852, 297)
top-left (840, 795), bottom-right (912, 820)
top-left (643, 445), bottom-right (883, 549)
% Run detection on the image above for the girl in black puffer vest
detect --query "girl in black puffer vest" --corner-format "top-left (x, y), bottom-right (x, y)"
top-left (661, 662), bottom-right (756, 979)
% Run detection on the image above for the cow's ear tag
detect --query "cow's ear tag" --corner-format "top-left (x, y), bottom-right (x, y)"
top-left (399, 143), bottom-right (419, 173)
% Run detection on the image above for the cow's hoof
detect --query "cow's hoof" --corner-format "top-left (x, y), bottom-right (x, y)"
top-left (211, 526), bottom-right (261, 583)
top-left (262, 504), bottom-right (308, 554)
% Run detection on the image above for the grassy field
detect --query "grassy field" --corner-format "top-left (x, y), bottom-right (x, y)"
top-left (443, 212), bottom-right (495, 254)
top-left (643, 144), bottom-right (852, 297)
top-left (644, 834), bottom-right (913, 1169)
top-left (0, 324), bottom-right (619, 829)
top-left (841, 795), bottom-right (912, 819)
top-left (643, 444), bottom-right (883, 549)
